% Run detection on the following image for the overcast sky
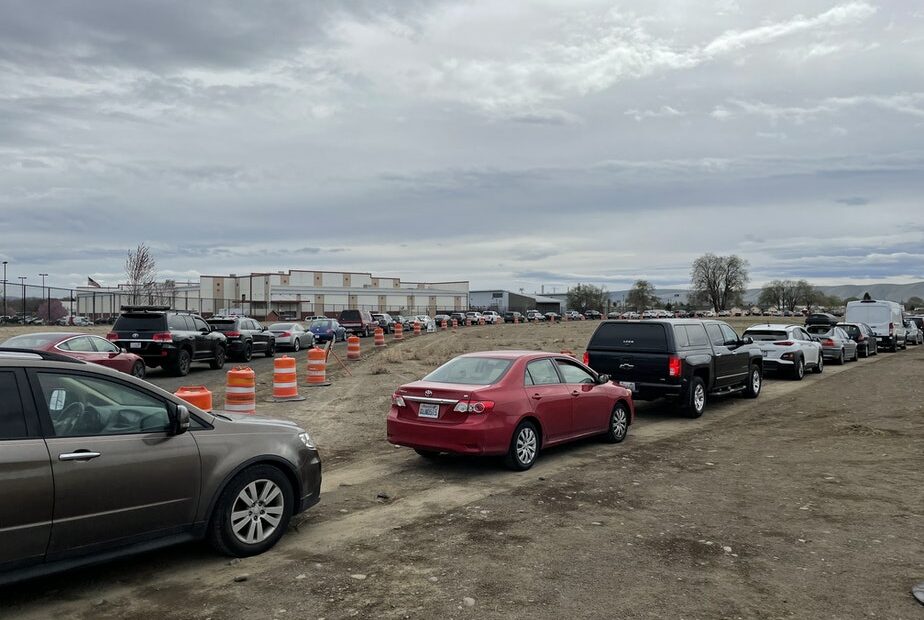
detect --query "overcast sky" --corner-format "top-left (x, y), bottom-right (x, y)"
top-left (1, 0), bottom-right (922, 292)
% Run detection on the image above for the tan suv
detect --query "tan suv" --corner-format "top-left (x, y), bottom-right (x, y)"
top-left (0, 348), bottom-right (321, 585)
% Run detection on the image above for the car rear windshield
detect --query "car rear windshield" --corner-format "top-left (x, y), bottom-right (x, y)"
top-left (269, 323), bottom-right (294, 330)
top-left (743, 330), bottom-right (789, 341)
top-left (339, 311), bottom-right (361, 321)
top-left (838, 324), bottom-right (860, 337)
top-left (589, 322), bottom-right (668, 352)
top-left (423, 356), bottom-right (513, 385)
top-left (806, 325), bottom-right (833, 335)
top-left (1, 333), bottom-right (61, 348)
top-left (207, 320), bottom-right (237, 331)
top-left (846, 305), bottom-right (889, 324)
top-left (310, 320), bottom-right (332, 328)
top-left (113, 313), bottom-right (166, 331)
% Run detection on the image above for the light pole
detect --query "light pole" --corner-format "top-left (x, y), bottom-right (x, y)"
top-left (18, 276), bottom-right (27, 318)
top-left (39, 273), bottom-right (48, 324)
top-left (2, 260), bottom-right (7, 316)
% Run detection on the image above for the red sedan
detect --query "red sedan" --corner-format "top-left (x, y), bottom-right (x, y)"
top-left (1, 332), bottom-right (147, 378)
top-left (387, 351), bottom-right (634, 470)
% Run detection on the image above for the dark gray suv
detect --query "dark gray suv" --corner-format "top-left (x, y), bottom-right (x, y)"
top-left (0, 348), bottom-right (321, 585)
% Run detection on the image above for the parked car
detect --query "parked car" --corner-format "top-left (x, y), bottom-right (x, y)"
top-left (836, 322), bottom-right (878, 357)
top-left (206, 316), bottom-right (276, 361)
top-left (583, 310), bottom-right (603, 320)
top-left (845, 299), bottom-right (906, 351)
top-left (481, 310), bottom-right (502, 324)
top-left (1, 332), bottom-right (147, 378)
top-left (741, 324), bottom-right (823, 380)
top-left (584, 319), bottom-right (763, 418)
top-left (544, 312), bottom-right (561, 321)
top-left (503, 311), bottom-right (524, 323)
top-left (415, 315), bottom-right (436, 331)
top-left (307, 318), bottom-right (346, 343)
top-left (0, 348), bottom-right (320, 585)
top-left (267, 323), bottom-right (314, 351)
top-left (433, 314), bottom-right (451, 326)
top-left (56, 315), bottom-right (93, 327)
top-left (908, 316), bottom-right (924, 340)
top-left (805, 324), bottom-right (858, 364)
top-left (904, 319), bottom-right (923, 345)
top-left (449, 312), bottom-right (467, 325)
top-left (387, 351), bottom-right (634, 470)
top-left (392, 315), bottom-right (413, 331)
top-left (464, 311), bottom-right (483, 324)
top-left (525, 310), bottom-right (545, 322)
top-left (337, 309), bottom-right (377, 337)
top-left (371, 313), bottom-right (396, 333)
top-left (108, 306), bottom-right (227, 376)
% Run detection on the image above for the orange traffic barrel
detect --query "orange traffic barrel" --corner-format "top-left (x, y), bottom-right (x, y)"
top-left (374, 327), bottom-right (386, 347)
top-left (479, 317), bottom-right (485, 326)
top-left (514, 316), bottom-right (519, 325)
top-left (451, 319), bottom-right (458, 331)
top-left (175, 385), bottom-right (212, 412)
top-left (413, 321), bottom-right (421, 336)
top-left (306, 346), bottom-right (331, 386)
top-left (347, 335), bottom-right (361, 360)
top-left (225, 367), bottom-right (256, 415)
top-left (271, 356), bottom-right (305, 402)
top-left (465, 317), bottom-right (471, 327)
top-left (441, 320), bottom-right (447, 331)
top-left (394, 322), bottom-right (404, 341)
top-left (549, 315), bottom-right (555, 324)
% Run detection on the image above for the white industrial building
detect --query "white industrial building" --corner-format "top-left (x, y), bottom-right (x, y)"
top-left (76, 269), bottom-right (469, 319)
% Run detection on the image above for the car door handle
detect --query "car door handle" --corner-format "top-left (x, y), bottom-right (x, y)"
top-left (571, 390), bottom-right (580, 397)
top-left (531, 394), bottom-right (542, 400)
top-left (59, 450), bottom-right (101, 462)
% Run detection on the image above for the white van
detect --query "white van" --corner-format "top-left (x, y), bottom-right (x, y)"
top-left (845, 299), bottom-right (906, 351)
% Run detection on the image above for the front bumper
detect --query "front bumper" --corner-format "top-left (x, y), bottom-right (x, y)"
top-left (295, 449), bottom-right (322, 515)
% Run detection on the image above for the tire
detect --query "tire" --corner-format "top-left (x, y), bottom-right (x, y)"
top-left (682, 376), bottom-right (706, 418)
top-left (851, 347), bottom-right (859, 362)
top-left (812, 354), bottom-right (824, 374)
top-left (791, 356), bottom-right (805, 381)
top-left (743, 365), bottom-right (761, 398)
top-left (209, 345), bottom-right (226, 370)
top-left (835, 349), bottom-right (845, 365)
top-left (604, 403), bottom-right (630, 442)
top-left (860, 343), bottom-right (868, 358)
top-left (414, 448), bottom-right (442, 459)
top-left (131, 360), bottom-right (146, 379)
top-left (292, 338), bottom-right (301, 352)
top-left (171, 349), bottom-right (192, 376)
top-left (504, 421), bottom-right (540, 470)
top-left (207, 465), bottom-right (293, 558)
top-left (265, 340), bottom-right (276, 358)
top-left (241, 342), bottom-right (253, 362)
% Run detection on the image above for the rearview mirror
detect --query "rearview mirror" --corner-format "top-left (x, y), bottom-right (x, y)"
top-left (597, 374), bottom-right (611, 384)
top-left (171, 404), bottom-right (191, 436)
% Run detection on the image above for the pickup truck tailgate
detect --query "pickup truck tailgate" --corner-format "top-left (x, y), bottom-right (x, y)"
top-left (585, 322), bottom-right (673, 384)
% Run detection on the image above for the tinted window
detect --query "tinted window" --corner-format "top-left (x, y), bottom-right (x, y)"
top-left (192, 317), bottom-right (209, 331)
top-left (311, 320), bottom-right (332, 329)
top-left (673, 325), bottom-right (690, 347)
top-left (168, 314), bottom-right (190, 330)
top-left (806, 325), bottom-right (832, 336)
top-left (0, 372), bottom-right (28, 439)
top-left (59, 336), bottom-right (95, 352)
top-left (423, 357), bottom-right (512, 385)
top-left (115, 313), bottom-right (167, 331)
top-left (556, 360), bottom-right (595, 384)
top-left (719, 324), bottom-right (738, 343)
top-left (339, 310), bottom-right (361, 322)
top-left (37, 373), bottom-right (170, 436)
top-left (91, 337), bottom-right (120, 353)
top-left (686, 324), bottom-right (709, 346)
top-left (589, 323), bottom-right (668, 352)
top-left (526, 359), bottom-right (561, 385)
top-left (839, 324), bottom-right (860, 337)
top-left (207, 320), bottom-right (236, 331)
top-left (705, 324), bottom-right (724, 346)
top-left (743, 330), bottom-right (788, 341)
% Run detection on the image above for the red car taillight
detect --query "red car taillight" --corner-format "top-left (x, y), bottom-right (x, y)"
top-left (152, 332), bottom-right (173, 342)
top-left (773, 341), bottom-right (794, 346)
top-left (582, 351), bottom-right (589, 365)
top-left (668, 355), bottom-right (681, 378)
top-left (106, 332), bottom-right (118, 341)
top-left (281, 331), bottom-right (291, 337)
top-left (391, 392), bottom-right (406, 407)
top-left (453, 400), bottom-right (495, 414)
top-left (822, 338), bottom-right (835, 347)
top-left (225, 331), bottom-right (241, 338)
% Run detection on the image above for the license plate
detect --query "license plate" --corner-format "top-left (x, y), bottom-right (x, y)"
top-left (618, 381), bottom-right (636, 392)
top-left (418, 403), bottom-right (440, 419)
top-left (130, 342), bottom-right (142, 349)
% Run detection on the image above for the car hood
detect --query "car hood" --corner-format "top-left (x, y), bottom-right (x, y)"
top-left (209, 411), bottom-right (303, 433)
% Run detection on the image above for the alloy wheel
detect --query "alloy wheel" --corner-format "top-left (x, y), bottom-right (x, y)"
top-left (693, 383), bottom-right (706, 412)
top-left (230, 479), bottom-right (285, 545)
top-left (751, 368), bottom-right (761, 394)
top-left (611, 407), bottom-right (628, 440)
top-left (516, 427), bottom-right (537, 465)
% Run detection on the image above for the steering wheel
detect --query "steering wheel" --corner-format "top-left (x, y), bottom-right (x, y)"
top-left (53, 401), bottom-right (84, 436)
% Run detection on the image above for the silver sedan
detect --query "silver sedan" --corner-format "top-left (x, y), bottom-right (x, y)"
top-left (805, 325), bottom-right (858, 364)
top-left (267, 323), bottom-right (315, 352)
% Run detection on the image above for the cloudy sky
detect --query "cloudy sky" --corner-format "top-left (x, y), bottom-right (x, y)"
top-left (1, 0), bottom-right (922, 293)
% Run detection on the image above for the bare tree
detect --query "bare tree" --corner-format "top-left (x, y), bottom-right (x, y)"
top-left (125, 243), bottom-right (157, 305)
top-left (690, 253), bottom-right (749, 312)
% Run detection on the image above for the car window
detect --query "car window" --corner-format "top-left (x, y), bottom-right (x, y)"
top-left (555, 360), bottom-right (596, 384)
top-left (719, 324), bottom-right (738, 343)
top-left (589, 323), bottom-right (668, 351)
top-left (705, 324), bottom-right (725, 346)
top-left (673, 325), bottom-right (690, 347)
top-left (59, 336), bottom-right (95, 352)
top-left (685, 324), bottom-right (709, 346)
top-left (526, 359), bottom-right (561, 385)
top-left (0, 371), bottom-right (28, 440)
top-left (806, 325), bottom-right (831, 336)
top-left (192, 317), bottom-right (209, 331)
top-left (36, 373), bottom-right (170, 437)
top-left (423, 357), bottom-right (512, 385)
top-left (90, 336), bottom-right (121, 353)
top-left (167, 314), bottom-right (188, 330)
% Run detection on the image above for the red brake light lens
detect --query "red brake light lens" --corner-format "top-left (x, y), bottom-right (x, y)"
top-left (106, 332), bottom-right (118, 341)
top-left (225, 331), bottom-right (241, 338)
top-left (281, 331), bottom-right (291, 337)
top-left (822, 338), bottom-right (835, 347)
top-left (582, 351), bottom-right (589, 365)
top-left (152, 332), bottom-right (172, 342)
top-left (668, 355), bottom-right (681, 377)
top-left (773, 341), bottom-right (794, 346)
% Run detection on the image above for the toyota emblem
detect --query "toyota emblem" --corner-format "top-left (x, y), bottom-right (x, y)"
top-left (425, 389), bottom-right (432, 397)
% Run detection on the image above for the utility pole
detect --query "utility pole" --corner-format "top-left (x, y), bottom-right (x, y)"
top-left (2, 260), bottom-right (7, 316)
top-left (18, 276), bottom-right (27, 318)
top-left (39, 273), bottom-right (49, 323)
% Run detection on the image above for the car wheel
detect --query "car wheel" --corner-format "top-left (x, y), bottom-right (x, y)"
top-left (836, 349), bottom-right (845, 365)
top-left (209, 346), bottom-right (226, 370)
top-left (791, 356), bottom-right (805, 381)
top-left (812, 354), bottom-right (824, 374)
top-left (172, 349), bottom-right (192, 376)
top-left (414, 448), bottom-right (442, 459)
top-left (242, 343), bottom-right (253, 362)
top-left (292, 338), bottom-right (301, 352)
top-left (604, 403), bottom-right (630, 443)
top-left (131, 360), bottom-right (146, 379)
top-left (744, 365), bottom-right (761, 398)
top-left (860, 343), bottom-right (868, 358)
top-left (851, 347), bottom-right (859, 362)
top-left (683, 376), bottom-right (706, 418)
top-left (265, 341), bottom-right (276, 358)
top-left (504, 420), bottom-right (539, 471)
top-left (208, 465), bottom-right (293, 558)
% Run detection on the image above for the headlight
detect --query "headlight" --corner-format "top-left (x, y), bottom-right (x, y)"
top-left (298, 432), bottom-right (316, 449)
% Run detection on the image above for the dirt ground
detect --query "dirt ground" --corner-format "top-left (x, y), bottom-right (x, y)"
top-left (2, 320), bottom-right (922, 619)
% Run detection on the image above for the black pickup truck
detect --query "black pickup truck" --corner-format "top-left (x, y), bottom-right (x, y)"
top-left (584, 319), bottom-right (763, 417)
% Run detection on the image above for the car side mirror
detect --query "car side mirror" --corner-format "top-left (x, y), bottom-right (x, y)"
top-left (597, 374), bottom-right (611, 384)
top-left (121, 347), bottom-right (128, 353)
top-left (740, 336), bottom-right (753, 345)
top-left (171, 404), bottom-right (190, 436)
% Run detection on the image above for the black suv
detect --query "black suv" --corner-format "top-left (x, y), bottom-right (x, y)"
top-left (207, 316), bottom-right (276, 361)
top-left (109, 306), bottom-right (227, 376)
top-left (503, 311), bottom-right (524, 323)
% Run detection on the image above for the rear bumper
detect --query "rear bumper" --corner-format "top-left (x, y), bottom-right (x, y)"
top-left (761, 359), bottom-right (793, 372)
top-left (617, 381), bottom-right (683, 401)
top-left (386, 409), bottom-right (510, 455)
top-left (820, 347), bottom-right (843, 359)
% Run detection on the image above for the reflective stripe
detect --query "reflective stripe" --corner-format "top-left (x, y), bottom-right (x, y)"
top-left (273, 381), bottom-right (297, 389)
top-left (226, 386), bottom-right (256, 394)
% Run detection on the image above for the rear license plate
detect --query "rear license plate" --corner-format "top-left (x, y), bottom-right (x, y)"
top-left (618, 381), bottom-right (636, 392)
top-left (130, 342), bottom-right (142, 349)
top-left (418, 403), bottom-right (440, 419)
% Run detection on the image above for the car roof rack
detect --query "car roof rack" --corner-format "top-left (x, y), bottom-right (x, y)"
top-left (0, 347), bottom-right (86, 364)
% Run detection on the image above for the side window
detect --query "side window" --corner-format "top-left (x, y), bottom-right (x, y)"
top-left (60, 336), bottom-right (95, 352)
top-left (91, 336), bottom-right (121, 353)
top-left (705, 324), bottom-right (725, 346)
top-left (525, 359), bottom-right (561, 385)
top-left (193, 317), bottom-right (209, 332)
top-left (0, 371), bottom-right (28, 439)
top-left (719, 324), bottom-right (739, 344)
top-left (687, 324), bottom-right (709, 346)
top-left (673, 325), bottom-right (690, 348)
top-left (555, 360), bottom-right (596, 384)
top-left (168, 314), bottom-right (188, 330)
top-left (249, 320), bottom-right (261, 331)
top-left (36, 373), bottom-right (170, 437)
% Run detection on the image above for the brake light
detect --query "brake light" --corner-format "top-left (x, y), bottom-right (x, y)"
top-left (822, 338), bottom-right (835, 347)
top-left (225, 331), bottom-right (241, 338)
top-left (281, 331), bottom-right (291, 337)
top-left (668, 355), bottom-right (681, 377)
top-left (391, 392), bottom-right (406, 407)
top-left (453, 400), bottom-right (495, 414)
top-left (152, 332), bottom-right (172, 342)
top-left (106, 332), bottom-right (118, 341)
top-left (773, 341), bottom-right (794, 346)
top-left (583, 351), bottom-right (589, 365)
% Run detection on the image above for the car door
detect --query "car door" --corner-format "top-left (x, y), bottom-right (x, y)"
top-left (0, 368), bottom-right (53, 571)
top-left (554, 358), bottom-right (610, 435)
top-left (524, 359), bottom-right (573, 444)
top-left (718, 323), bottom-right (750, 385)
top-left (31, 370), bottom-right (201, 559)
top-left (705, 323), bottom-right (735, 388)
top-left (191, 315), bottom-right (213, 359)
top-left (796, 328), bottom-right (820, 366)
top-left (250, 319), bottom-right (268, 352)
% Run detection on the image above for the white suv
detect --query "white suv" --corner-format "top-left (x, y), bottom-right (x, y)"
top-left (480, 311), bottom-right (502, 324)
top-left (743, 324), bottom-right (824, 380)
